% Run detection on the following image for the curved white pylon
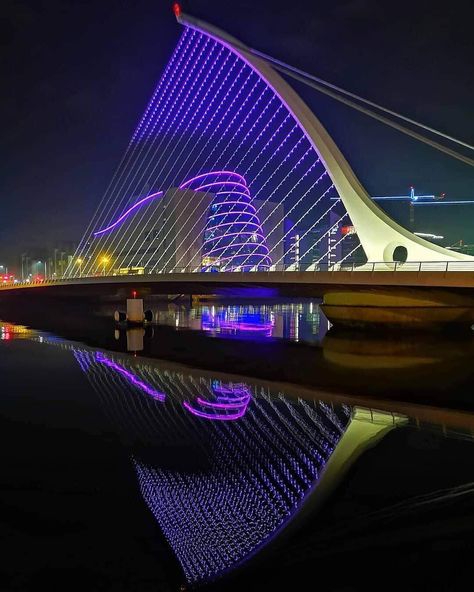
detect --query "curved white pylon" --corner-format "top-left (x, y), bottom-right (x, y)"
top-left (177, 12), bottom-right (473, 264)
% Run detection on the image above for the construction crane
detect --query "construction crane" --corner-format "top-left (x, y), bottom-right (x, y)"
top-left (331, 187), bottom-right (474, 228)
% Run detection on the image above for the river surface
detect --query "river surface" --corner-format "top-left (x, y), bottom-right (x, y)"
top-left (1, 301), bottom-right (473, 591)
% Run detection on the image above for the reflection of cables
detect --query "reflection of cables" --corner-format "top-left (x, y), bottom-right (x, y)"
top-left (359, 480), bottom-right (474, 518)
top-left (273, 480), bottom-right (474, 567)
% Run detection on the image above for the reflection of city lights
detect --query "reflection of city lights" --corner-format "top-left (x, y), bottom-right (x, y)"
top-left (1, 323), bottom-right (32, 340)
top-left (201, 306), bottom-right (275, 337)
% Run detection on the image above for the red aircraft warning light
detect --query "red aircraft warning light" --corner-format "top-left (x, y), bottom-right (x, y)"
top-left (341, 225), bottom-right (356, 236)
top-left (173, 3), bottom-right (182, 18)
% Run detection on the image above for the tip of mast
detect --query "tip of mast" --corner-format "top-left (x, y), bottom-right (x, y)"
top-left (172, 2), bottom-right (182, 20)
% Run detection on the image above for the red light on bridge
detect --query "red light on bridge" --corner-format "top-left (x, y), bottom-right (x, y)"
top-left (173, 2), bottom-right (182, 17)
top-left (341, 225), bottom-right (356, 236)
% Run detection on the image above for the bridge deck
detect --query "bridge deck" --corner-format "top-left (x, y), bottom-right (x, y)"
top-left (2, 269), bottom-right (474, 294)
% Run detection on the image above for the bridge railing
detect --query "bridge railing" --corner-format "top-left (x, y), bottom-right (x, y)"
top-left (2, 260), bottom-right (474, 288)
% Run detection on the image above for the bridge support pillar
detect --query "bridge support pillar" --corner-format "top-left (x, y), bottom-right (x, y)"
top-left (127, 298), bottom-right (144, 324)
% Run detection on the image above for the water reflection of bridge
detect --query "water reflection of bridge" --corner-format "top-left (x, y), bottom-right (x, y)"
top-left (4, 323), bottom-right (474, 585)
top-left (34, 333), bottom-right (403, 586)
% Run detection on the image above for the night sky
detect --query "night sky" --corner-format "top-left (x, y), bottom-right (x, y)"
top-left (2, 0), bottom-right (473, 270)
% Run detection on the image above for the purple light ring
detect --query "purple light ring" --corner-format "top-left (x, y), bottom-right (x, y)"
top-left (205, 220), bottom-right (262, 230)
top-left (204, 235), bottom-right (269, 250)
top-left (208, 208), bottom-right (259, 218)
top-left (213, 393), bottom-right (252, 401)
top-left (203, 234), bottom-right (268, 250)
top-left (203, 134), bottom-right (304, 261)
top-left (222, 143), bottom-right (313, 263)
top-left (203, 231), bottom-right (267, 245)
top-left (183, 400), bottom-right (247, 421)
top-left (192, 181), bottom-right (249, 194)
top-left (211, 384), bottom-right (251, 394)
top-left (180, 170), bottom-right (246, 188)
top-left (237, 158), bottom-right (323, 267)
top-left (214, 395), bottom-right (251, 402)
top-left (196, 397), bottom-right (249, 409)
top-left (208, 214), bottom-right (260, 226)
top-left (212, 201), bottom-right (257, 215)
top-left (216, 252), bottom-right (272, 264)
top-left (213, 254), bottom-right (272, 266)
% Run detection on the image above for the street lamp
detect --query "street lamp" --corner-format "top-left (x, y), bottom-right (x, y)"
top-left (76, 258), bottom-right (83, 278)
top-left (101, 256), bottom-right (109, 276)
top-left (36, 260), bottom-right (46, 280)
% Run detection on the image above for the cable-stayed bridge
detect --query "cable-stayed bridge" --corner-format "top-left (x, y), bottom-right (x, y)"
top-left (2, 7), bottom-right (474, 327)
top-left (67, 7), bottom-right (473, 278)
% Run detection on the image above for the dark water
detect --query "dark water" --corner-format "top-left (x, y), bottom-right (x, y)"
top-left (1, 305), bottom-right (474, 591)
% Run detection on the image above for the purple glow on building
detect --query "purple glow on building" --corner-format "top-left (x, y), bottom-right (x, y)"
top-left (93, 191), bottom-right (164, 236)
top-left (179, 171), bottom-right (271, 271)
